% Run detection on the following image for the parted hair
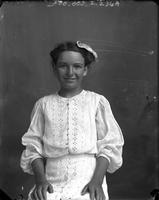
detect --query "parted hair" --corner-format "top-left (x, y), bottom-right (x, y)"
top-left (50, 41), bottom-right (96, 68)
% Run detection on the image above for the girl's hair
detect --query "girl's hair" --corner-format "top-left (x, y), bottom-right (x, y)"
top-left (50, 41), bottom-right (96, 68)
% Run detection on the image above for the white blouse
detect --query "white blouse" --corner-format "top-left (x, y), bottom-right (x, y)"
top-left (20, 90), bottom-right (124, 175)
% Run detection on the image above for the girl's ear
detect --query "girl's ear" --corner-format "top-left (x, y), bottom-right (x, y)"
top-left (51, 61), bottom-right (57, 73)
top-left (83, 66), bottom-right (88, 76)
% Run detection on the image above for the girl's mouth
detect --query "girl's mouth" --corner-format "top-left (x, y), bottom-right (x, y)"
top-left (64, 78), bottom-right (76, 81)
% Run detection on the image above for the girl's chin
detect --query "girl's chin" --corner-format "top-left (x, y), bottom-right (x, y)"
top-left (62, 82), bottom-right (77, 87)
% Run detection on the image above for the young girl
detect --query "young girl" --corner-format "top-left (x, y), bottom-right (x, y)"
top-left (20, 41), bottom-right (124, 200)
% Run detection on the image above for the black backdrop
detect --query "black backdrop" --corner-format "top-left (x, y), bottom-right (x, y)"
top-left (0, 1), bottom-right (158, 199)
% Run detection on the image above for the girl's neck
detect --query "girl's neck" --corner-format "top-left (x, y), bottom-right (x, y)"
top-left (58, 87), bottom-right (83, 98)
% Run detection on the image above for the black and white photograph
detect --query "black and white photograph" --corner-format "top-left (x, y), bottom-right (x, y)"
top-left (0, 1), bottom-right (158, 200)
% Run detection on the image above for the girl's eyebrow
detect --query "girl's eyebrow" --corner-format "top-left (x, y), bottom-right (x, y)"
top-left (57, 61), bottom-right (84, 65)
top-left (56, 61), bottom-right (68, 65)
top-left (74, 63), bottom-right (84, 65)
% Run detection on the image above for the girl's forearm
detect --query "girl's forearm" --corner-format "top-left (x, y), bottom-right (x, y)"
top-left (91, 156), bottom-right (109, 184)
top-left (31, 158), bottom-right (46, 184)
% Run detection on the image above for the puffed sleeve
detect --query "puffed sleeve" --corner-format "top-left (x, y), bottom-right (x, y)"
top-left (20, 98), bottom-right (45, 174)
top-left (96, 95), bottom-right (124, 173)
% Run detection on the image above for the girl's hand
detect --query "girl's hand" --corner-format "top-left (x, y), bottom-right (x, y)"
top-left (81, 180), bottom-right (105, 200)
top-left (31, 180), bottom-right (53, 200)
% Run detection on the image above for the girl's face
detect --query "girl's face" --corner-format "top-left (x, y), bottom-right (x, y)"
top-left (55, 51), bottom-right (88, 91)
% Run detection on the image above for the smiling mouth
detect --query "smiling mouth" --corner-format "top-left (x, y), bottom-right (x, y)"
top-left (64, 78), bottom-right (76, 81)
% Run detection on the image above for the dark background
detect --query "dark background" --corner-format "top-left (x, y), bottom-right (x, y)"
top-left (0, 1), bottom-right (158, 200)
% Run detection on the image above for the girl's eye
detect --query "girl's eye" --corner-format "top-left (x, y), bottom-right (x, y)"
top-left (57, 64), bottom-right (68, 68)
top-left (73, 64), bottom-right (83, 69)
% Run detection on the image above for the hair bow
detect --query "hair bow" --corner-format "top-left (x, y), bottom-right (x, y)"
top-left (76, 41), bottom-right (98, 60)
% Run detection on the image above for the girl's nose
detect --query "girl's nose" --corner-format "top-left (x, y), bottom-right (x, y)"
top-left (67, 66), bottom-right (73, 76)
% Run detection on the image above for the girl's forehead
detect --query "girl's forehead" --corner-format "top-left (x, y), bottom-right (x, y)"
top-left (57, 51), bottom-right (85, 63)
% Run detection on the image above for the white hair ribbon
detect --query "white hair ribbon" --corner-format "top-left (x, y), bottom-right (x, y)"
top-left (76, 41), bottom-right (98, 61)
